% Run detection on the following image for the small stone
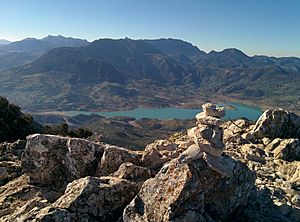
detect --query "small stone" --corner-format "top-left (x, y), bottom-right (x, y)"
top-left (195, 112), bottom-right (222, 126)
top-left (178, 144), bottom-right (203, 163)
top-left (202, 103), bottom-right (226, 118)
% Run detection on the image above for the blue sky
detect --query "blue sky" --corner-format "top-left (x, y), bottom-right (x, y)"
top-left (0, 0), bottom-right (299, 57)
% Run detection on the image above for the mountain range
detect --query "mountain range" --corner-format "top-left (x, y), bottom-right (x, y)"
top-left (0, 36), bottom-right (299, 113)
top-left (0, 35), bottom-right (89, 71)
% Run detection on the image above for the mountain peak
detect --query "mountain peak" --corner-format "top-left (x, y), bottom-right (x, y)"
top-left (209, 48), bottom-right (249, 58)
top-left (41, 35), bottom-right (89, 48)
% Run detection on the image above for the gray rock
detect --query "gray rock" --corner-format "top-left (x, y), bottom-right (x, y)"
top-left (191, 125), bottom-right (225, 157)
top-left (196, 112), bottom-right (222, 126)
top-left (123, 158), bottom-right (255, 221)
top-left (21, 134), bottom-right (104, 191)
top-left (53, 176), bottom-right (138, 221)
top-left (251, 109), bottom-right (300, 139)
top-left (33, 206), bottom-right (97, 222)
top-left (97, 145), bottom-right (142, 176)
top-left (0, 161), bottom-right (22, 186)
top-left (0, 140), bottom-right (26, 162)
top-left (0, 174), bottom-right (61, 222)
top-left (178, 143), bottom-right (203, 164)
top-left (266, 138), bottom-right (300, 161)
top-left (111, 162), bottom-right (151, 188)
top-left (203, 153), bottom-right (235, 177)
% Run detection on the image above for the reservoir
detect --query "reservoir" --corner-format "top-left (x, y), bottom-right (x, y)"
top-left (63, 102), bottom-right (263, 121)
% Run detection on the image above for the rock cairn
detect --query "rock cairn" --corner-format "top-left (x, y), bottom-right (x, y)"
top-left (179, 103), bottom-right (234, 176)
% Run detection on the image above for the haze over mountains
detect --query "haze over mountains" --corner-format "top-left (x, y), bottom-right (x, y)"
top-left (0, 35), bottom-right (89, 71)
top-left (0, 35), bottom-right (299, 113)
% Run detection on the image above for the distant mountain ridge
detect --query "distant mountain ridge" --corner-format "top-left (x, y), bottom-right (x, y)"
top-left (0, 35), bottom-right (90, 71)
top-left (0, 37), bottom-right (299, 113)
top-left (0, 39), bottom-right (10, 45)
top-left (0, 35), bottom-right (89, 55)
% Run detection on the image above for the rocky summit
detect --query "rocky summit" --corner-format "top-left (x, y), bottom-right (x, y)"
top-left (0, 104), bottom-right (300, 221)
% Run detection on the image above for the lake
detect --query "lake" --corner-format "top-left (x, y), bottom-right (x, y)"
top-left (63, 102), bottom-right (263, 121)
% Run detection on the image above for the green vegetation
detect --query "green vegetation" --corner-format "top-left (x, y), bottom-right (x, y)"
top-left (0, 96), bottom-right (93, 143)
top-left (43, 123), bottom-right (93, 139)
top-left (0, 96), bottom-right (42, 142)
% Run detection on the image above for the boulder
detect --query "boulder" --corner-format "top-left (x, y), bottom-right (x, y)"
top-left (251, 109), bottom-right (300, 139)
top-left (266, 138), bottom-right (300, 161)
top-left (241, 144), bottom-right (266, 163)
top-left (141, 147), bottom-right (169, 171)
top-left (111, 162), bottom-right (151, 188)
top-left (202, 103), bottom-right (226, 118)
top-left (123, 158), bottom-right (255, 221)
top-left (97, 145), bottom-right (142, 176)
top-left (21, 134), bottom-right (104, 191)
top-left (203, 153), bottom-right (236, 177)
top-left (53, 176), bottom-right (138, 221)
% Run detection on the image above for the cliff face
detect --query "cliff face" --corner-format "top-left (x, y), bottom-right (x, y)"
top-left (0, 104), bottom-right (300, 221)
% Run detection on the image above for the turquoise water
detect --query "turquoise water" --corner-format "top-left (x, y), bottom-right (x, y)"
top-left (63, 102), bottom-right (263, 121)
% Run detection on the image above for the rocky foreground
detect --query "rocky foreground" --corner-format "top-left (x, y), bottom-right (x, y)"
top-left (0, 103), bottom-right (300, 221)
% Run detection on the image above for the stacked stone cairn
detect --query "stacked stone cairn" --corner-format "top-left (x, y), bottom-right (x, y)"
top-left (178, 103), bottom-right (234, 177)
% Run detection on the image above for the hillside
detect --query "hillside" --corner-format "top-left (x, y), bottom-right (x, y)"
top-left (0, 38), bottom-right (299, 113)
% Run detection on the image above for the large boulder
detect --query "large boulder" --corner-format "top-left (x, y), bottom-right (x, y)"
top-left (251, 109), bottom-right (300, 139)
top-left (265, 138), bottom-right (300, 161)
top-left (21, 134), bottom-right (104, 191)
top-left (111, 162), bottom-right (151, 188)
top-left (53, 176), bottom-right (138, 221)
top-left (97, 145), bottom-right (142, 176)
top-left (123, 157), bottom-right (255, 221)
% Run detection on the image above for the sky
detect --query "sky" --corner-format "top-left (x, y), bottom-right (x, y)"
top-left (0, 0), bottom-right (299, 57)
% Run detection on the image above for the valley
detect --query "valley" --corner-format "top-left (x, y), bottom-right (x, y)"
top-left (0, 37), bottom-right (299, 115)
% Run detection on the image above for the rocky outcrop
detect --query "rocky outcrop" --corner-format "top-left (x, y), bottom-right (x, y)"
top-left (111, 162), bottom-right (151, 188)
top-left (21, 134), bottom-right (105, 191)
top-left (0, 174), bottom-right (61, 221)
top-left (1, 104), bottom-right (300, 221)
top-left (52, 176), bottom-right (138, 221)
top-left (0, 140), bottom-right (26, 162)
top-left (251, 109), bottom-right (300, 139)
top-left (0, 140), bottom-right (26, 186)
top-left (97, 145), bottom-right (142, 176)
top-left (124, 157), bottom-right (254, 221)
top-left (265, 138), bottom-right (300, 161)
